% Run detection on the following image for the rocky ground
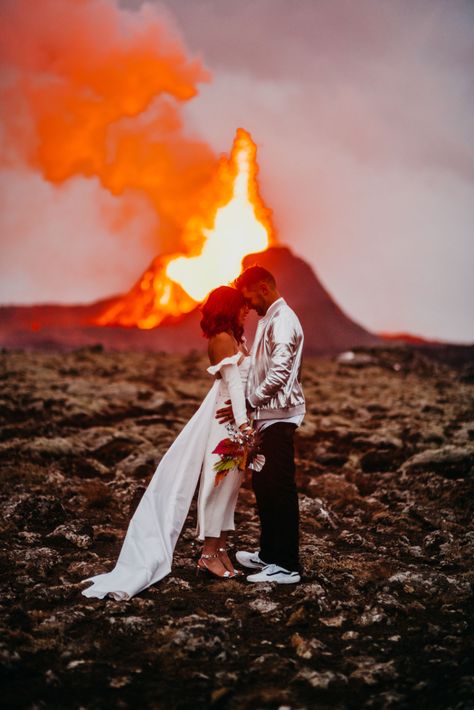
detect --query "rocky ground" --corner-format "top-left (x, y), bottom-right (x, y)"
top-left (0, 345), bottom-right (473, 709)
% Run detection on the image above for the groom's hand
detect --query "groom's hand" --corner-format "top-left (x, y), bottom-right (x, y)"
top-left (215, 399), bottom-right (255, 424)
top-left (215, 400), bottom-right (234, 424)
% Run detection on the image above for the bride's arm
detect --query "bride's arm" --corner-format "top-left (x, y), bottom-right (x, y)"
top-left (209, 333), bottom-right (248, 429)
top-left (219, 364), bottom-right (247, 428)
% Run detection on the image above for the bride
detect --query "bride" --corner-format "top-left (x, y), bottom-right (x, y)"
top-left (81, 285), bottom-right (253, 600)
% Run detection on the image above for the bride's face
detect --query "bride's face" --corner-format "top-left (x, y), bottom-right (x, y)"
top-left (237, 304), bottom-right (249, 326)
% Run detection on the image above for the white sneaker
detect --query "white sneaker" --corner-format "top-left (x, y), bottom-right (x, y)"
top-left (246, 564), bottom-right (301, 584)
top-left (235, 550), bottom-right (267, 570)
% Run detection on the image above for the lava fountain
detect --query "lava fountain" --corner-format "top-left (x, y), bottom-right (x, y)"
top-left (96, 128), bottom-right (275, 329)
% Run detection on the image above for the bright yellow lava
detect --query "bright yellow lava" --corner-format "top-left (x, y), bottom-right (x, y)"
top-left (166, 134), bottom-right (270, 301)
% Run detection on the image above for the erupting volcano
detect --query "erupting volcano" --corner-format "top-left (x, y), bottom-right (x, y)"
top-left (95, 128), bottom-right (274, 329)
top-left (0, 0), bottom-right (387, 354)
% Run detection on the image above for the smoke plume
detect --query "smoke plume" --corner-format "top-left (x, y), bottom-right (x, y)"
top-left (0, 0), bottom-right (217, 254)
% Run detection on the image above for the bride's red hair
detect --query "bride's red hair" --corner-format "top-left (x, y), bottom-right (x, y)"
top-left (200, 286), bottom-right (245, 343)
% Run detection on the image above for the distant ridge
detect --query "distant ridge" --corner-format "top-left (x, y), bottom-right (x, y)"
top-left (0, 245), bottom-right (463, 355)
top-left (378, 332), bottom-right (442, 345)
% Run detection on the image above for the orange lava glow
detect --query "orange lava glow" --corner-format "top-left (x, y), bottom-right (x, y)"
top-left (96, 128), bottom-right (274, 329)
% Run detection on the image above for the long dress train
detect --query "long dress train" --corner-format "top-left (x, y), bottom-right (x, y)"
top-left (81, 352), bottom-right (249, 600)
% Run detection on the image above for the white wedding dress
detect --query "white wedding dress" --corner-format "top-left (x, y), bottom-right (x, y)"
top-left (81, 352), bottom-right (250, 600)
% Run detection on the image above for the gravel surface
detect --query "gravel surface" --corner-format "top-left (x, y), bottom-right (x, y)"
top-left (1, 346), bottom-right (473, 709)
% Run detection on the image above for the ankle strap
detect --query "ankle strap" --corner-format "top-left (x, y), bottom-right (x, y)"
top-left (200, 553), bottom-right (219, 559)
top-left (218, 547), bottom-right (226, 552)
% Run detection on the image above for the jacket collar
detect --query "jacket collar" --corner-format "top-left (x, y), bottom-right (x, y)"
top-left (260, 296), bottom-right (285, 323)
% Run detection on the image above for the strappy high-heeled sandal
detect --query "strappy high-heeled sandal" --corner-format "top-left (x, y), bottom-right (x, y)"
top-left (217, 547), bottom-right (243, 577)
top-left (196, 553), bottom-right (234, 579)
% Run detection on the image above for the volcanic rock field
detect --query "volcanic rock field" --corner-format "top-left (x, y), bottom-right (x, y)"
top-left (1, 345), bottom-right (473, 709)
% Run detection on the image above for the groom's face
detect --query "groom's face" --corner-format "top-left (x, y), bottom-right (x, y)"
top-left (240, 284), bottom-right (268, 316)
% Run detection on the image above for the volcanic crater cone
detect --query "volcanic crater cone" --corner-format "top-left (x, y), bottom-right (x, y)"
top-left (0, 246), bottom-right (379, 354)
top-left (242, 246), bottom-right (381, 354)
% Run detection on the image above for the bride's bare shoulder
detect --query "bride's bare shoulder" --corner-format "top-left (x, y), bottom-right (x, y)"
top-left (208, 332), bottom-right (237, 365)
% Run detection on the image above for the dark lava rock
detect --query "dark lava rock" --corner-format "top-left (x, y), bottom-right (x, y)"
top-left (46, 521), bottom-right (94, 549)
top-left (5, 494), bottom-right (68, 532)
top-left (360, 448), bottom-right (403, 472)
top-left (402, 445), bottom-right (474, 478)
top-left (0, 347), bottom-right (473, 709)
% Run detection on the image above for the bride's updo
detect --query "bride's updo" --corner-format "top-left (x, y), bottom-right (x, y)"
top-left (200, 286), bottom-right (245, 343)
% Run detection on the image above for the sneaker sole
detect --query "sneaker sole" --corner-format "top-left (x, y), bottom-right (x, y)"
top-left (247, 575), bottom-right (301, 584)
top-left (275, 576), bottom-right (301, 585)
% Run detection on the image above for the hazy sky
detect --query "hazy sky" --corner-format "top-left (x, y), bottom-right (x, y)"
top-left (1, 0), bottom-right (473, 342)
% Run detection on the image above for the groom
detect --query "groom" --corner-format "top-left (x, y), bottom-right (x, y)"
top-left (218, 265), bottom-right (305, 584)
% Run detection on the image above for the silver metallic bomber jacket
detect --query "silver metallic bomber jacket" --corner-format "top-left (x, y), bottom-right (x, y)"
top-left (246, 297), bottom-right (306, 420)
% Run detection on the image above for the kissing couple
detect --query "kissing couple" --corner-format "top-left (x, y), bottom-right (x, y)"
top-left (81, 265), bottom-right (305, 600)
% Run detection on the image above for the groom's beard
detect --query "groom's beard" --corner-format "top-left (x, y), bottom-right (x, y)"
top-left (252, 301), bottom-right (267, 316)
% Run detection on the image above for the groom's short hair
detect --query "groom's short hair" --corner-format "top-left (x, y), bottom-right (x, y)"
top-left (234, 265), bottom-right (276, 290)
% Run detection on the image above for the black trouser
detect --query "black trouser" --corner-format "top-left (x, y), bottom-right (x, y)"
top-left (252, 422), bottom-right (300, 572)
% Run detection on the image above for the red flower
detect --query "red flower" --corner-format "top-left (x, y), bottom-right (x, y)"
top-left (212, 438), bottom-right (242, 457)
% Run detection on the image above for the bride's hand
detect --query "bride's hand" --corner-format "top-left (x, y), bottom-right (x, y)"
top-left (238, 422), bottom-right (257, 447)
top-left (239, 422), bottom-right (253, 434)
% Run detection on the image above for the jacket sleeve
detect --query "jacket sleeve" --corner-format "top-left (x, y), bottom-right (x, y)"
top-left (220, 364), bottom-right (248, 427)
top-left (247, 343), bottom-right (294, 408)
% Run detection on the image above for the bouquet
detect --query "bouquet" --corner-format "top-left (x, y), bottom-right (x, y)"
top-left (212, 423), bottom-right (265, 486)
